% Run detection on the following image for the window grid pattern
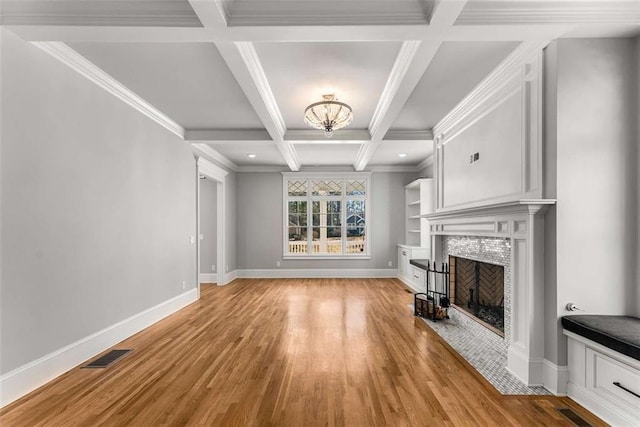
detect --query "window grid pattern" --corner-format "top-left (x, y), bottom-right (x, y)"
top-left (285, 178), bottom-right (368, 257)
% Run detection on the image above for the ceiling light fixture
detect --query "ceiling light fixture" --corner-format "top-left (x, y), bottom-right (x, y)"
top-left (247, 154), bottom-right (257, 158)
top-left (398, 153), bottom-right (407, 158)
top-left (304, 93), bottom-right (353, 138)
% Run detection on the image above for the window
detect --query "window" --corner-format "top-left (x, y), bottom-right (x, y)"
top-left (283, 173), bottom-right (370, 258)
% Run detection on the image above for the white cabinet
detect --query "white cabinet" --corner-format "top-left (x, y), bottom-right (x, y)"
top-left (397, 245), bottom-right (429, 293)
top-left (405, 178), bottom-right (434, 247)
top-left (565, 331), bottom-right (640, 426)
top-left (398, 178), bottom-right (435, 292)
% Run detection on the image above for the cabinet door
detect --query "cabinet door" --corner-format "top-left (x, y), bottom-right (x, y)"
top-left (398, 247), bottom-right (409, 275)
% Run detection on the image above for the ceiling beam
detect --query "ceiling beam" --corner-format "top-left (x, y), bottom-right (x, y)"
top-left (185, 129), bottom-right (271, 142)
top-left (353, 0), bottom-right (469, 171)
top-left (214, 41), bottom-right (300, 171)
top-left (187, 0), bottom-right (228, 28)
top-left (7, 22), bottom-right (581, 43)
top-left (285, 129), bottom-right (371, 143)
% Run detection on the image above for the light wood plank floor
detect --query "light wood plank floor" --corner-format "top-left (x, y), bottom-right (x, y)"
top-left (0, 278), bottom-right (603, 426)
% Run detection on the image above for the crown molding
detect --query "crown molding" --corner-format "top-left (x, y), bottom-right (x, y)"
top-left (455, 1), bottom-right (640, 25)
top-left (0, 1), bottom-right (203, 27)
top-left (185, 129), bottom-right (271, 142)
top-left (236, 165), bottom-right (289, 172)
top-left (433, 40), bottom-right (549, 140)
top-left (33, 42), bottom-right (185, 138)
top-left (191, 143), bottom-right (239, 172)
top-left (416, 153), bottom-right (434, 171)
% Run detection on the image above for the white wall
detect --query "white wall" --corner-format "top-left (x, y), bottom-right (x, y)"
top-left (235, 172), bottom-right (412, 271)
top-left (199, 178), bottom-right (217, 275)
top-left (0, 29), bottom-right (197, 375)
top-left (225, 171), bottom-right (237, 276)
top-left (554, 38), bottom-right (639, 363)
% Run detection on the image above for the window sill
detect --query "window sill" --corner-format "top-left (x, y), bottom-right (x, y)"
top-left (283, 255), bottom-right (371, 260)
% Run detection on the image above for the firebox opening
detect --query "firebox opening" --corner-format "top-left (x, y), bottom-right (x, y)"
top-left (449, 256), bottom-right (505, 336)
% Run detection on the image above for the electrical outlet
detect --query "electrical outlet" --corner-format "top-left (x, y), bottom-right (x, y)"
top-left (388, 261), bottom-right (392, 267)
top-left (276, 261), bottom-right (281, 267)
top-left (211, 265), bottom-right (216, 272)
top-left (181, 281), bottom-right (186, 289)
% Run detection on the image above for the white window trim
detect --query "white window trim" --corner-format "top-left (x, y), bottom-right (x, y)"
top-left (282, 172), bottom-right (372, 259)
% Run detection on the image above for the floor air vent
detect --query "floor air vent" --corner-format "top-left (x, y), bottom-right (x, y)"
top-left (82, 349), bottom-right (131, 368)
top-left (556, 408), bottom-right (591, 427)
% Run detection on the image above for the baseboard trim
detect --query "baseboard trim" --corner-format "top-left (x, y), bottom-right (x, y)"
top-left (0, 288), bottom-right (198, 409)
top-left (542, 359), bottom-right (568, 396)
top-left (236, 269), bottom-right (398, 278)
top-left (222, 270), bottom-right (238, 285)
top-left (199, 273), bottom-right (217, 283)
top-left (507, 345), bottom-right (544, 387)
top-left (568, 382), bottom-right (640, 427)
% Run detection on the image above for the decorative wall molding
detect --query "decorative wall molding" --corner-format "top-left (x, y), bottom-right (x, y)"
top-left (416, 153), bottom-right (434, 172)
top-left (197, 156), bottom-right (228, 183)
top-left (0, 289), bottom-right (198, 408)
top-left (434, 40), bottom-right (548, 138)
top-left (237, 269), bottom-right (397, 278)
top-left (383, 130), bottom-right (434, 141)
top-left (33, 42), bottom-right (185, 138)
top-left (433, 41), bottom-right (547, 212)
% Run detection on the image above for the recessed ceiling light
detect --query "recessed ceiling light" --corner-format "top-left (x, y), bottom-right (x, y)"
top-left (247, 154), bottom-right (257, 158)
top-left (398, 153), bottom-right (407, 158)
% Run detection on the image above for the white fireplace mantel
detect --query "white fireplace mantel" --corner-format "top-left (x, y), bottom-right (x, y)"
top-left (427, 199), bottom-right (558, 391)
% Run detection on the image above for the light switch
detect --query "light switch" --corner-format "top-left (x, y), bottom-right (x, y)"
top-left (189, 236), bottom-right (195, 244)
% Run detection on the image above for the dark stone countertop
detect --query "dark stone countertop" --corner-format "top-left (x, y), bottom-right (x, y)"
top-left (409, 259), bottom-right (430, 270)
top-left (562, 315), bottom-right (640, 361)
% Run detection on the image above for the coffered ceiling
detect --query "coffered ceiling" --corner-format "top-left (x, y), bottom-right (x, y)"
top-left (2, 0), bottom-right (638, 171)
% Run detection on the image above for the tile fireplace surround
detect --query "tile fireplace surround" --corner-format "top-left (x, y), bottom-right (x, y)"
top-left (426, 199), bottom-right (555, 390)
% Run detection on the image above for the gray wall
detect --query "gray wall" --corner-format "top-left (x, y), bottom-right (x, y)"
top-left (552, 38), bottom-right (639, 363)
top-left (0, 29), bottom-right (197, 374)
top-left (417, 162), bottom-right (434, 178)
top-left (636, 37), bottom-right (640, 318)
top-left (225, 171), bottom-right (237, 275)
top-left (199, 178), bottom-right (217, 275)
top-left (236, 172), bottom-right (413, 270)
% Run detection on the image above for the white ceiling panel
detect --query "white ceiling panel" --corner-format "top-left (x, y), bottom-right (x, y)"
top-left (295, 144), bottom-right (363, 166)
top-left (69, 42), bottom-right (265, 130)
top-left (255, 41), bottom-right (402, 131)
top-left (207, 142), bottom-right (286, 166)
top-left (390, 41), bottom-right (518, 131)
top-left (368, 140), bottom-right (433, 166)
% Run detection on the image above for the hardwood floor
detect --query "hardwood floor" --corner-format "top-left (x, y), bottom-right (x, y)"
top-left (0, 278), bottom-right (603, 426)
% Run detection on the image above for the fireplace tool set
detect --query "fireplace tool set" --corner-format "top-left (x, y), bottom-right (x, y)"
top-left (414, 261), bottom-right (450, 322)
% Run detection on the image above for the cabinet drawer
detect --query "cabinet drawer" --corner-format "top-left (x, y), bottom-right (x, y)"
top-left (410, 266), bottom-right (425, 288)
top-left (587, 348), bottom-right (640, 407)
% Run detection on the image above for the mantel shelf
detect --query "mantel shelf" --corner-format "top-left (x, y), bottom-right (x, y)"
top-left (424, 199), bottom-right (556, 220)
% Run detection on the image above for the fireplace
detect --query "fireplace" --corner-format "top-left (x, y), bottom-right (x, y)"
top-left (449, 256), bottom-right (505, 335)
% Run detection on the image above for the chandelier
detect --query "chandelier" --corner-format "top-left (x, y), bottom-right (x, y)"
top-left (304, 94), bottom-right (353, 138)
